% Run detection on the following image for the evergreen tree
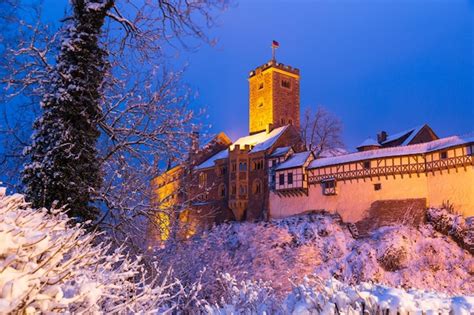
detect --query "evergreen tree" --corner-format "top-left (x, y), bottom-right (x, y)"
top-left (22, 1), bottom-right (112, 221)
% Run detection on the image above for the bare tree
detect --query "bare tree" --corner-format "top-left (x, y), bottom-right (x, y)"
top-left (0, 0), bottom-right (228, 253)
top-left (301, 106), bottom-right (344, 157)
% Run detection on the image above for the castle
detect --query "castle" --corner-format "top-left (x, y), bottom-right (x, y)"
top-left (151, 53), bottom-right (474, 241)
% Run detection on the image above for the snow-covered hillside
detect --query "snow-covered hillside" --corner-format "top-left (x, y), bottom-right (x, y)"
top-left (162, 211), bottom-right (474, 300)
top-left (1, 189), bottom-right (473, 313)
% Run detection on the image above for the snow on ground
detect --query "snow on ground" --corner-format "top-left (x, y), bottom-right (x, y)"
top-left (164, 211), bottom-right (474, 301)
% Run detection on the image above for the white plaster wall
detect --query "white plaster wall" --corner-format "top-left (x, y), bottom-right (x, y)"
top-left (270, 173), bottom-right (429, 222)
top-left (427, 167), bottom-right (474, 217)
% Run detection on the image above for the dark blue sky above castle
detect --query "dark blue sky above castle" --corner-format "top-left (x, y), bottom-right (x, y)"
top-left (43, 0), bottom-right (473, 149)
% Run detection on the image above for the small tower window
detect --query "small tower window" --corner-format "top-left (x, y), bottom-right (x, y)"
top-left (258, 102), bottom-right (264, 108)
top-left (281, 79), bottom-right (291, 89)
top-left (258, 82), bottom-right (264, 90)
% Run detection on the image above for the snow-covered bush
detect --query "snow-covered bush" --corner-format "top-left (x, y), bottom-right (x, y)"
top-left (283, 277), bottom-right (474, 315)
top-left (0, 190), bottom-right (199, 313)
top-left (207, 275), bottom-right (474, 314)
top-left (205, 273), bottom-right (280, 314)
top-left (427, 207), bottom-right (474, 254)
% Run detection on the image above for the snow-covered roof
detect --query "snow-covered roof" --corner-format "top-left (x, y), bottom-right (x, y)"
top-left (230, 126), bottom-right (288, 153)
top-left (309, 135), bottom-right (474, 169)
top-left (270, 146), bottom-right (292, 158)
top-left (275, 151), bottom-right (313, 171)
top-left (319, 148), bottom-right (348, 158)
top-left (357, 138), bottom-right (381, 148)
top-left (195, 149), bottom-right (229, 170)
top-left (381, 125), bottom-right (425, 146)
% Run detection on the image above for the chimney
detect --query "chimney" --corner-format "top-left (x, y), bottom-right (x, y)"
top-left (377, 131), bottom-right (387, 144)
top-left (266, 123), bottom-right (273, 134)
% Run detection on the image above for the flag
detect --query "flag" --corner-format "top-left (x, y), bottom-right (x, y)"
top-left (272, 40), bottom-right (280, 48)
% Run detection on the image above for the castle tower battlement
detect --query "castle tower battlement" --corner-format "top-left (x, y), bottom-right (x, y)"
top-left (248, 59), bottom-right (300, 135)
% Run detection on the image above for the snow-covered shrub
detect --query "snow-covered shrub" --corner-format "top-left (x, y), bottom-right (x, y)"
top-left (205, 273), bottom-right (280, 314)
top-left (0, 190), bottom-right (199, 313)
top-left (427, 207), bottom-right (474, 254)
top-left (283, 277), bottom-right (474, 315)
top-left (206, 275), bottom-right (474, 315)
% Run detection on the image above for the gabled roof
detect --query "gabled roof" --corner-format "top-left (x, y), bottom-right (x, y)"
top-left (195, 149), bottom-right (229, 170)
top-left (357, 138), bottom-right (381, 149)
top-left (309, 135), bottom-right (474, 169)
top-left (275, 151), bottom-right (314, 171)
top-left (381, 125), bottom-right (426, 146)
top-left (270, 146), bottom-right (292, 158)
top-left (231, 126), bottom-right (289, 153)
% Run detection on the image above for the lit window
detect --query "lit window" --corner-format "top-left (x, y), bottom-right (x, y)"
top-left (279, 174), bottom-right (285, 185)
top-left (322, 179), bottom-right (337, 196)
top-left (288, 172), bottom-right (293, 185)
top-left (199, 172), bottom-right (207, 188)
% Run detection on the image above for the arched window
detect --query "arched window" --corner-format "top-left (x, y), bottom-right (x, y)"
top-left (252, 179), bottom-right (263, 194)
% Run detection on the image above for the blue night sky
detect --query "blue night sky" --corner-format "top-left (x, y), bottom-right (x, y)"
top-left (44, 0), bottom-right (473, 149)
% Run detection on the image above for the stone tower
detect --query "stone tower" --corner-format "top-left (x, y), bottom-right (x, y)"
top-left (248, 60), bottom-right (300, 135)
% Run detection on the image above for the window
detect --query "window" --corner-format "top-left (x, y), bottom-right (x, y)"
top-left (253, 179), bottom-right (262, 194)
top-left (219, 166), bottom-right (227, 176)
top-left (374, 183), bottom-right (382, 191)
top-left (279, 173), bottom-right (285, 185)
top-left (288, 172), bottom-right (293, 185)
top-left (363, 161), bottom-right (371, 169)
top-left (199, 172), bottom-right (207, 188)
top-left (239, 162), bottom-right (247, 172)
top-left (271, 174), bottom-right (276, 184)
top-left (281, 79), bottom-right (291, 89)
top-left (239, 185), bottom-right (247, 195)
top-left (271, 160), bottom-right (276, 167)
top-left (231, 184), bottom-right (236, 195)
top-left (258, 102), bottom-right (264, 108)
top-left (258, 82), bottom-right (264, 90)
top-left (219, 184), bottom-right (226, 198)
top-left (440, 151), bottom-right (448, 159)
top-left (288, 119), bottom-right (293, 125)
top-left (253, 160), bottom-right (263, 170)
top-left (468, 144), bottom-right (474, 156)
top-left (231, 162), bottom-right (236, 172)
top-left (322, 179), bottom-right (337, 196)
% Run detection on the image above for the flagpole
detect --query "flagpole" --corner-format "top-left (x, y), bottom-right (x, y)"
top-left (272, 45), bottom-right (275, 61)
